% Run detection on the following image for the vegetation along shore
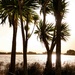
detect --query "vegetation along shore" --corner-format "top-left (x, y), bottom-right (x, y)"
top-left (0, 62), bottom-right (75, 75)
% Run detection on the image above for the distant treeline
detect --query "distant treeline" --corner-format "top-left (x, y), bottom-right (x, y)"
top-left (0, 51), bottom-right (56, 55)
top-left (0, 52), bottom-right (22, 54)
top-left (65, 49), bottom-right (75, 55)
top-left (0, 51), bottom-right (37, 55)
top-left (27, 51), bottom-right (37, 54)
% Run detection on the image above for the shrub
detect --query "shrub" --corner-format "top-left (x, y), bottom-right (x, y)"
top-left (1, 62), bottom-right (75, 75)
top-left (61, 64), bottom-right (75, 75)
top-left (15, 62), bottom-right (43, 75)
top-left (28, 62), bottom-right (43, 75)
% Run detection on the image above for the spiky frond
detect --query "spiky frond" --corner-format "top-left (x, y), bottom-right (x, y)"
top-left (0, 0), bottom-right (19, 26)
top-left (61, 23), bottom-right (70, 41)
top-left (52, 0), bottom-right (68, 18)
top-left (0, 0), bottom-right (39, 26)
top-left (35, 20), bottom-right (54, 43)
top-left (54, 23), bottom-right (70, 41)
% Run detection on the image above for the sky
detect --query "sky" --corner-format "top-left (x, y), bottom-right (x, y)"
top-left (0, 0), bottom-right (75, 53)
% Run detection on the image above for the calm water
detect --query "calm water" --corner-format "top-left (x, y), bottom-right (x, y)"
top-left (0, 54), bottom-right (75, 66)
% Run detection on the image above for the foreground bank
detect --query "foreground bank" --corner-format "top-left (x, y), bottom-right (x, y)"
top-left (0, 62), bottom-right (75, 75)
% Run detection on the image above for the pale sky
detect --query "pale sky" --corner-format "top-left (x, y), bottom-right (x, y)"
top-left (0, 0), bottom-right (75, 53)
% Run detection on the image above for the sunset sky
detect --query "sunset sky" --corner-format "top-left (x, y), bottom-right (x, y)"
top-left (0, 0), bottom-right (75, 53)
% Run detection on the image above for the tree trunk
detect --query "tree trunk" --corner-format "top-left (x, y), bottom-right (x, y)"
top-left (45, 42), bottom-right (55, 75)
top-left (44, 51), bottom-right (52, 75)
top-left (42, 38), bottom-right (53, 75)
top-left (52, 0), bottom-right (62, 74)
top-left (44, 31), bottom-right (56, 74)
top-left (18, 0), bottom-right (28, 75)
top-left (42, 5), bottom-right (46, 28)
top-left (55, 0), bottom-right (62, 75)
top-left (56, 18), bottom-right (61, 75)
top-left (23, 14), bottom-right (29, 75)
top-left (9, 22), bottom-right (17, 75)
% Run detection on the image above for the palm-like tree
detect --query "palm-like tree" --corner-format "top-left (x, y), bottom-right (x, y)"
top-left (37, 1), bottom-right (55, 74)
top-left (35, 20), bottom-right (54, 74)
top-left (52, 0), bottom-right (68, 75)
top-left (35, 20), bottom-right (70, 75)
top-left (0, 0), bottom-right (39, 75)
top-left (18, 0), bottom-right (39, 75)
top-left (0, 0), bottom-right (19, 74)
top-left (39, 0), bottom-right (68, 74)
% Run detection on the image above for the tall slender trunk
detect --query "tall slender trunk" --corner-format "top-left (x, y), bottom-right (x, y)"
top-left (42, 38), bottom-right (52, 75)
top-left (9, 21), bottom-right (17, 75)
top-left (53, 0), bottom-right (62, 74)
top-left (56, 0), bottom-right (62, 75)
top-left (24, 14), bottom-right (29, 75)
top-left (18, 0), bottom-right (28, 75)
top-left (56, 17), bottom-right (61, 75)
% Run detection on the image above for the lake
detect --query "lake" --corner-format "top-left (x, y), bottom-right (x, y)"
top-left (0, 54), bottom-right (75, 67)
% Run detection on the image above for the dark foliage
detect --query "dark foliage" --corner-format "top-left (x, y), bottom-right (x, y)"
top-left (28, 62), bottom-right (43, 75)
top-left (0, 62), bottom-right (75, 75)
top-left (43, 67), bottom-right (55, 75)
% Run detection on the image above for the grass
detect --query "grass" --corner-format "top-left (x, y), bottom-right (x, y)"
top-left (0, 62), bottom-right (75, 75)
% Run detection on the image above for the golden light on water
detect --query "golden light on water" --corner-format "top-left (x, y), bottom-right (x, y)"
top-left (0, 54), bottom-right (75, 66)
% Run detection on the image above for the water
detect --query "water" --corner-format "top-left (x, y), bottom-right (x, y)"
top-left (0, 54), bottom-right (75, 66)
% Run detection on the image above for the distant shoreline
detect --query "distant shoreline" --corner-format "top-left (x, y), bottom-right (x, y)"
top-left (0, 51), bottom-right (75, 55)
top-left (0, 53), bottom-right (74, 55)
top-left (0, 51), bottom-right (49, 55)
top-left (0, 53), bottom-right (47, 55)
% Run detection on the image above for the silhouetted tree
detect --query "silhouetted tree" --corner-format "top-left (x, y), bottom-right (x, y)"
top-left (18, 0), bottom-right (39, 75)
top-left (52, 0), bottom-right (68, 75)
top-left (0, 0), bottom-right (19, 74)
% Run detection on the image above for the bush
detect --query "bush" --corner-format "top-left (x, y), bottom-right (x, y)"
top-left (61, 64), bottom-right (75, 75)
top-left (28, 62), bottom-right (43, 75)
top-left (15, 62), bottom-right (43, 75)
top-left (0, 62), bottom-right (75, 75)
